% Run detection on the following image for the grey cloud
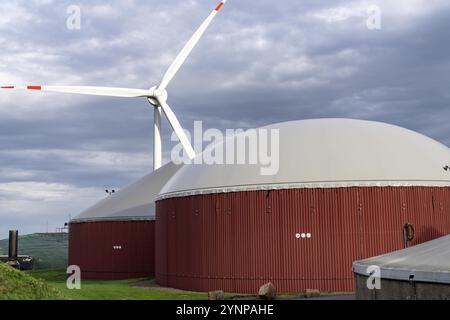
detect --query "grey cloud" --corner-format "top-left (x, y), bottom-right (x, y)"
top-left (0, 0), bottom-right (450, 238)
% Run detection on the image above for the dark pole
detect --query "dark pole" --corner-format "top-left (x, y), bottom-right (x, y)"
top-left (403, 224), bottom-right (409, 248)
top-left (8, 230), bottom-right (18, 261)
top-left (403, 223), bottom-right (415, 248)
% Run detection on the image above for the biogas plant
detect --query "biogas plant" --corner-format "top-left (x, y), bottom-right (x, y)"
top-left (69, 118), bottom-right (450, 293)
top-left (3, 0), bottom-right (450, 300)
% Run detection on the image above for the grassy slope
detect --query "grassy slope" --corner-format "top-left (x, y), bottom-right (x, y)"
top-left (0, 233), bottom-right (68, 269)
top-left (0, 263), bottom-right (63, 300)
top-left (29, 270), bottom-right (208, 300)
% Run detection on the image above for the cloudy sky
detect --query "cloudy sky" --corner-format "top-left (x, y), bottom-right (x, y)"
top-left (0, 0), bottom-right (449, 239)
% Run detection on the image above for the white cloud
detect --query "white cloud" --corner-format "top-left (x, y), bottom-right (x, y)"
top-left (84, 4), bottom-right (120, 19)
top-left (0, 168), bottom-right (36, 180)
top-left (0, 181), bottom-right (103, 238)
top-left (0, 181), bottom-right (92, 201)
top-left (1, 149), bottom-right (152, 175)
top-left (311, 5), bottom-right (366, 23)
top-left (0, 2), bottom-right (34, 30)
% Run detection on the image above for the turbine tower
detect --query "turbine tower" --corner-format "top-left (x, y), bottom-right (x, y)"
top-left (1, 0), bottom-right (227, 171)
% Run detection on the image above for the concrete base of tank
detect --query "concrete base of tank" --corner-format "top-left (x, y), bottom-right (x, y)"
top-left (355, 274), bottom-right (450, 300)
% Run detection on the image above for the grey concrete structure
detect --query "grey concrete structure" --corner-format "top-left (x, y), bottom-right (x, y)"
top-left (353, 234), bottom-right (450, 300)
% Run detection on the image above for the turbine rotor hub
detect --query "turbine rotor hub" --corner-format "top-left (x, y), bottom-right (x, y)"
top-left (148, 86), bottom-right (168, 106)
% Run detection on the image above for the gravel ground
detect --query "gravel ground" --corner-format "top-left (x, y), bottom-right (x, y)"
top-left (130, 280), bottom-right (355, 300)
top-left (129, 279), bottom-right (200, 293)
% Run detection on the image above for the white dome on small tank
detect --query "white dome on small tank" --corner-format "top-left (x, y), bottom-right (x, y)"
top-left (159, 119), bottom-right (450, 199)
top-left (72, 162), bottom-right (182, 223)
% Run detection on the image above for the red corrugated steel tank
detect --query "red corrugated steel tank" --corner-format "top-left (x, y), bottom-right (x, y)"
top-left (156, 187), bottom-right (450, 293)
top-left (68, 163), bottom-right (182, 280)
top-left (69, 220), bottom-right (155, 279)
top-left (155, 119), bottom-right (450, 293)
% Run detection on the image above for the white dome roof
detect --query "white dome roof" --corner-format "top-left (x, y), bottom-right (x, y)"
top-left (72, 162), bottom-right (182, 223)
top-left (159, 119), bottom-right (450, 199)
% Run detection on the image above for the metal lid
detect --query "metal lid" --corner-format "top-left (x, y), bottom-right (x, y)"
top-left (353, 234), bottom-right (450, 284)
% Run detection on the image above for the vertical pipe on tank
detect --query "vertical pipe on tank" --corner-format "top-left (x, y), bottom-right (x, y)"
top-left (403, 223), bottom-right (415, 249)
top-left (8, 230), bottom-right (18, 261)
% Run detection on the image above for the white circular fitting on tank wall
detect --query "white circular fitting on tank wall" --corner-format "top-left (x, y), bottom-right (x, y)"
top-left (296, 232), bottom-right (312, 239)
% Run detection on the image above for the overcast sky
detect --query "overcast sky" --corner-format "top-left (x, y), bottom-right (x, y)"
top-left (0, 0), bottom-right (449, 239)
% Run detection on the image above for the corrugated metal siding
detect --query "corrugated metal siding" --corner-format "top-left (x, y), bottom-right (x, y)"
top-left (69, 220), bottom-right (155, 280)
top-left (156, 186), bottom-right (450, 293)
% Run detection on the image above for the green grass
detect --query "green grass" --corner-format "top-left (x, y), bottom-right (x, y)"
top-left (28, 269), bottom-right (208, 300)
top-left (0, 263), bottom-right (64, 300)
top-left (7, 268), bottom-right (346, 300)
top-left (0, 233), bottom-right (68, 269)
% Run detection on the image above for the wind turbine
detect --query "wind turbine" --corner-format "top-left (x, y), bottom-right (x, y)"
top-left (1, 0), bottom-right (227, 171)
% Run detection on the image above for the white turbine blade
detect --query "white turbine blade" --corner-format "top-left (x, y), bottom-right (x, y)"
top-left (158, 0), bottom-right (227, 91)
top-left (1, 85), bottom-right (150, 98)
top-left (44, 86), bottom-right (151, 97)
top-left (158, 99), bottom-right (196, 159)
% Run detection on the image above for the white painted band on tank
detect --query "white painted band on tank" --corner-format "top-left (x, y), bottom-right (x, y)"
top-left (70, 216), bottom-right (156, 224)
top-left (157, 180), bottom-right (450, 200)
